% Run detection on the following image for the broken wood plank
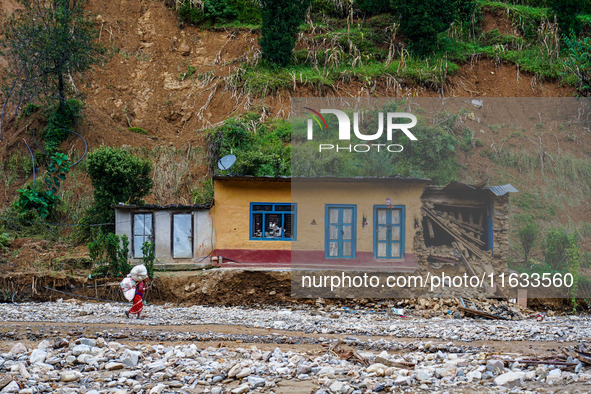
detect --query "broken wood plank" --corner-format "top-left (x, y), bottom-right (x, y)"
top-left (428, 255), bottom-right (459, 265)
top-left (426, 219), bottom-right (435, 239)
top-left (458, 306), bottom-right (508, 320)
top-left (424, 208), bottom-right (487, 260)
top-left (507, 360), bottom-right (578, 367)
top-left (375, 356), bottom-right (416, 369)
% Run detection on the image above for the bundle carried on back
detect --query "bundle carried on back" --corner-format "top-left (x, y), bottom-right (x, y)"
top-left (120, 264), bottom-right (148, 301)
top-left (120, 276), bottom-right (136, 301)
top-left (129, 264), bottom-right (148, 281)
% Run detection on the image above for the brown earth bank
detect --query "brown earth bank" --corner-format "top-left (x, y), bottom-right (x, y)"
top-left (0, 0), bottom-right (589, 302)
top-left (0, 0), bottom-right (580, 208)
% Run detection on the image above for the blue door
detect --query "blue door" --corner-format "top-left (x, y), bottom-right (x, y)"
top-left (374, 206), bottom-right (404, 259)
top-left (325, 205), bottom-right (356, 258)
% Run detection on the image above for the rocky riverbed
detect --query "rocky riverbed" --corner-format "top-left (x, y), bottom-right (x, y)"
top-left (0, 301), bottom-right (590, 393)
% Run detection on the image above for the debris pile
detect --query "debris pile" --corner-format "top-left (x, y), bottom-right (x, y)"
top-left (391, 297), bottom-right (530, 320)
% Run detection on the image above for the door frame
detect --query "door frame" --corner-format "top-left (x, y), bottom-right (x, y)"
top-left (373, 205), bottom-right (405, 259)
top-left (324, 204), bottom-right (357, 259)
top-left (171, 212), bottom-right (194, 259)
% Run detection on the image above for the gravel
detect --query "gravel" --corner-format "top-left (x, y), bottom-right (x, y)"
top-left (0, 301), bottom-right (589, 393)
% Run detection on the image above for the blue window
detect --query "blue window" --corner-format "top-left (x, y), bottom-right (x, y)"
top-left (325, 205), bottom-right (357, 258)
top-left (373, 206), bottom-right (405, 259)
top-left (250, 203), bottom-right (296, 240)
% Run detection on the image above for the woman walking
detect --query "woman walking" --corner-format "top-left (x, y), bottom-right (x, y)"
top-left (125, 278), bottom-right (147, 319)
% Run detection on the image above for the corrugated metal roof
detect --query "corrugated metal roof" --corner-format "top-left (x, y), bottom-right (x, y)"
top-left (213, 175), bottom-right (431, 183)
top-left (114, 203), bottom-right (212, 210)
top-left (487, 184), bottom-right (519, 196)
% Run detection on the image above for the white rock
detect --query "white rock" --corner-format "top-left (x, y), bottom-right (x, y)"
top-left (318, 366), bottom-right (336, 376)
top-left (149, 384), bottom-right (167, 394)
top-left (0, 381), bottom-right (20, 393)
top-left (236, 367), bottom-right (252, 379)
top-left (37, 340), bottom-right (51, 350)
top-left (71, 344), bottom-right (91, 356)
top-left (9, 343), bottom-right (26, 355)
top-left (494, 371), bottom-right (524, 387)
top-left (61, 370), bottom-right (81, 382)
top-left (415, 368), bottom-right (434, 382)
top-left (486, 359), bottom-right (505, 374)
top-left (227, 363), bottom-right (242, 378)
top-left (247, 376), bottom-right (265, 388)
top-left (231, 383), bottom-right (250, 394)
top-left (105, 362), bottom-right (125, 371)
top-left (147, 359), bottom-right (166, 372)
top-left (466, 370), bottom-right (482, 381)
top-left (546, 368), bottom-right (562, 384)
top-left (329, 381), bottom-right (351, 393)
top-left (29, 349), bottom-right (47, 365)
top-left (77, 354), bottom-right (97, 364)
top-left (393, 375), bottom-right (411, 385)
top-left (121, 349), bottom-right (141, 368)
top-left (366, 363), bottom-right (387, 374)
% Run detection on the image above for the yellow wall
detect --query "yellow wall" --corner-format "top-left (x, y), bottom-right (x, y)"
top-left (213, 178), bottom-right (427, 256)
top-left (212, 180), bottom-right (292, 251)
top-left (293, 181), bottom-right (426, 254)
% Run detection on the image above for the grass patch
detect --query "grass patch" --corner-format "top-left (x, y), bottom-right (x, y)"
top-left (128, 127), bottom-right (148, 135)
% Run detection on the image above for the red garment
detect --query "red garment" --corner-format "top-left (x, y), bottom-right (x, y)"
top-left (128, 281), bottom-right (146, 315)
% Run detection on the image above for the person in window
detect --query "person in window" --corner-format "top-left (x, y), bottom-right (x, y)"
top-left (269, 222), bottom-right (282, 238)
top-left (125, 278), bottom-right (148, 319)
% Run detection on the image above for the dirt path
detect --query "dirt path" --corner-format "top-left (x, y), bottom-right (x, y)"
top-left (0, 321), bottom-right (576, 359)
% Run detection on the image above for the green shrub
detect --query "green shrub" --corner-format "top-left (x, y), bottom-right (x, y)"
top-left (18, 103), bottom-right (41, 119)
top-left (206, 113), bottom-right (291, 176)
top-left (178, 64), bottom-right (196, 81)
top-left (177, 0), bottom-right (237, 25)
top-left (13, 153), bottom-right (71, 219)
top-left (0, 227), bottom-right (13, 251)
top-left (550, 0), bottom-right (584, 36)
top-left (259, 0), bottom-right (311, 66)
top-left (392, 0), bottom-right (458, 55)
top-left (517, 214), bottom-right (538, 263)
top-left (43, 99), bottom-right (83, 153)
top-left (141, 241), bottom-right (155, 279)
top-left (83, 147), bottom-right (153, 233)
top-left (563, 35), bottom-right (591, 96)
top-left (457, 0), bottom-right (478, 23)
top-left (228, 0), bottom-right (261, 24)
top-left (89, 229), bottom-right (131, 278)
top-left (193, 177), bottom-right (214, 206)
top-left (543, 228), bottom-right (579, 273)
top-left (354, 0), bottom-right (393, 15)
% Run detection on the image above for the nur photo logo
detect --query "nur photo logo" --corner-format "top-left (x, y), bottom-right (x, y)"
top-left (304, 107), bottom-right (418, 153)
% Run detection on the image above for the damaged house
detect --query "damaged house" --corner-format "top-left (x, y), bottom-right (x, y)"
top-left (415, 182), bottom-right (518, 292)
top-left (113, 177), bottom-right (516, 274)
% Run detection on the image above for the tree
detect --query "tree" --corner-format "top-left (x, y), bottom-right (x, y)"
top-left (259, 0), bottom-right (311, 66)
top-left (355, 0), bottom-right (393, 15)
top-left (1, 0), bottom-right (103, 139)
top-left (392, 0), bottom-right (458, 55)
top-left (83, 147), bottom-right (153, 232)
top-left (544, 228), bottom-right (580, 273)
top-left (550, 0), bottom-right (583, 37)
top-left (517, 215), bottom-right (538, 264)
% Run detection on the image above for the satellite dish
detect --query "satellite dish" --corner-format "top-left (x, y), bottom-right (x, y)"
top-left (217, 154), bottom-right (236, 171)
